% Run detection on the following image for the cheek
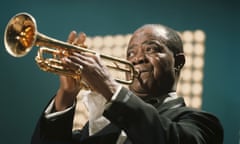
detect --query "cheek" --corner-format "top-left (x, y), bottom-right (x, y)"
top-left (151, 58), bottom-right (159, 71)
top-left (146, 58), bottom-right (161, 82)
top-left (149, 54), bottom-right (174, 79)
top-left (149, 56), bottom-right (175, 90)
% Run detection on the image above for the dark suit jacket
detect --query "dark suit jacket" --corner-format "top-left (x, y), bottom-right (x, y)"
top-left (31, 87), bottom-right (223, 144)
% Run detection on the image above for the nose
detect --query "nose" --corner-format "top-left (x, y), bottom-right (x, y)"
top-left (132, 53), bottom-right (148, 65)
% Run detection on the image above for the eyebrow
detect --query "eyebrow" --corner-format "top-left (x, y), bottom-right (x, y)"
top-left (142, 40), bottom-right (166, 49)
top-left (142, 40), bottom-right (159, 45)
top-left (127, 44), bottom-right (137, 51)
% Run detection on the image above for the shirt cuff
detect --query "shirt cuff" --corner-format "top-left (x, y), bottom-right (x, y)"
top-left (44, 99), bottom-right (75, 119)
top-left (110, 85), bottom-right (123, 101)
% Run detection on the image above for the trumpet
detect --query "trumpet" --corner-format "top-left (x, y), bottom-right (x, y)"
top-left (4, 12), bottom-right (139, 85)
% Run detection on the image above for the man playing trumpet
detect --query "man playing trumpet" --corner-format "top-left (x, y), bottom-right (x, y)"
top-left (31, 24), bottom-right (223, 144)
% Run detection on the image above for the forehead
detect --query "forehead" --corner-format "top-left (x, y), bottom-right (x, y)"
top-left (153, 27), bottom-right (168, 39)
top-left (129, 26), bottom-right (169, 45)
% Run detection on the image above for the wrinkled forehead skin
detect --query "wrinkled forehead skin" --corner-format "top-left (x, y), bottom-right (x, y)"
top-left (131, 24), bottom-right (183, 55)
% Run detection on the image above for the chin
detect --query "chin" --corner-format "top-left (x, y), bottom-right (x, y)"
top-left (132, 91), bottom-right (150, 97)
top-left (129, 85), bottom-right (151, 97)
top-left (129, 78), bottom-right (154, 98)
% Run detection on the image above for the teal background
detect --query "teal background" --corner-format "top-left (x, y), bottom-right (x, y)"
top-left (0, 0), bottom-right (239, 143)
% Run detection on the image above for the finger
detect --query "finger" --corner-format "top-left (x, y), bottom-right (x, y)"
top-left (69, 53), bottom-right (93, 67)
top-left (71, 52), bottom-right (99, 65)
top-left (95, 52), bottom-right (101, 61)
top-left (72, 32), bottom-right (87, 47)
top-left (77, 32), bottom-right (86, 44)
top-left (84, 52), bottom-right (102, 66)
top-left (62, 57), bottom-right (81, 71)
top-left (67, 31), bottom-right (77, 43)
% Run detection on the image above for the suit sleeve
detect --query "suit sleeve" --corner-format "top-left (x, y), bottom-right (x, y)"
top-left (31, 98), bottom-right (76, 144)
top-left (103, 87), bottom-right (223, 144)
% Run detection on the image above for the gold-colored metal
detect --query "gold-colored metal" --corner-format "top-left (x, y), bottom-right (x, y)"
top-left (4, 12), bottom-right (139, 85)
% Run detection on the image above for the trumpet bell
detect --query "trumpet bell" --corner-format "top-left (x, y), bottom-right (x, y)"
top-left (4, 12), bottom-right (37, 57)
top-left (4, 12), bottom-right (139, 85)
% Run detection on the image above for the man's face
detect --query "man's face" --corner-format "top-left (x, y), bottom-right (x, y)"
top-left (127, 26), bottom-right (175, 97)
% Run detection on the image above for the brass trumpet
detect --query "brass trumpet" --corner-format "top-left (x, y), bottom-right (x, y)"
top-left (4, 12), bottom-right (139, 85)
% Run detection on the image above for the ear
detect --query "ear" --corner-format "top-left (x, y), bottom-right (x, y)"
top-left (174, 53), bottom-right (185, 70)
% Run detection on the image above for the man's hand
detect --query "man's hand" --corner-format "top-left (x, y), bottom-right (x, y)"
top-left (55, 31), bottom-right (87, 111)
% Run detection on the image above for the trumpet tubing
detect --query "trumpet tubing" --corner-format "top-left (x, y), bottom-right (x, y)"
top-left (4, 12), bottom-right (138, 85)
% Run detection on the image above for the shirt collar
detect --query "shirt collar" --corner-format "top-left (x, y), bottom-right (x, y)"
top-left (163, 92), bottom-right (178, 103)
